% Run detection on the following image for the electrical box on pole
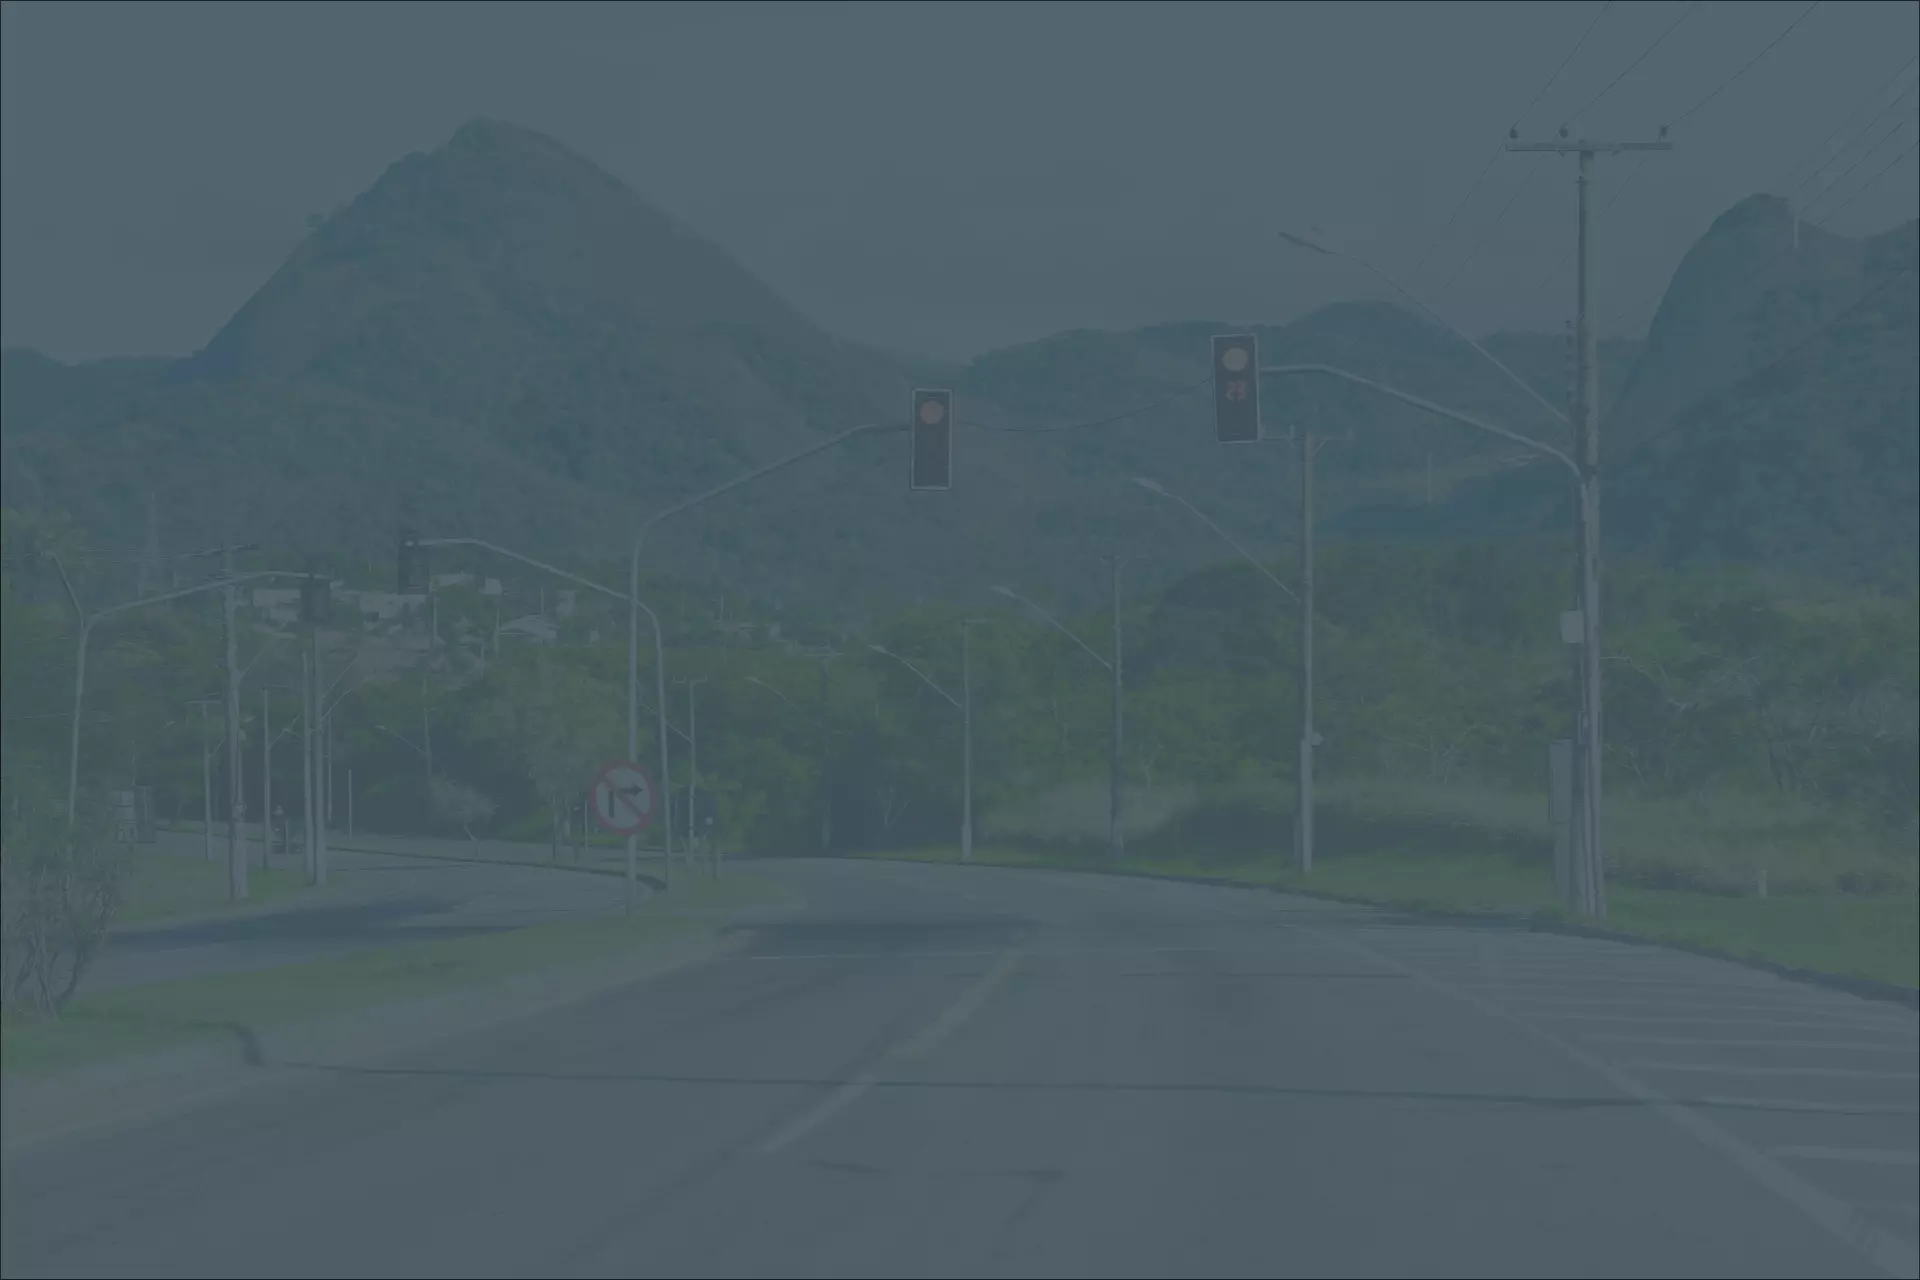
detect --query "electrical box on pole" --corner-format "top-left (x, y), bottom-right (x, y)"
top-left (397, 531), bottom-right (429, 595)
top-left (1212, 334), bottom-right (1261, 443)
top-left (909, 389), bottom-right (953, 491)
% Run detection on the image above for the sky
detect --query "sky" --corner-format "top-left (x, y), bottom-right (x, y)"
top-left (2, 0), bottom-right (1916, 365)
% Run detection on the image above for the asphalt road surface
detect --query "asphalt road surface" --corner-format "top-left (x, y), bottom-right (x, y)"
top-left (6, 858), bottom-right (1917, 1279)
top-left (83, 842), bottom-right (638, 994)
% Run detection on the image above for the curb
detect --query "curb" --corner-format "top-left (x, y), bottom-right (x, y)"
top-left (2, 924), bottom-right (748, 1157)
top-left (325, 839), bottom-right (666, 886)
top-left (849, 855), bottom-right (1919, 1010)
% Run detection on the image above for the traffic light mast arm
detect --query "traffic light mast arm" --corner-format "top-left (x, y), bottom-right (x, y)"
top-left (1259, 364), bottom-right (1579, 478)
top-left (633, 419), bottom-right (906, 559)
top-left (413, 538), bottom-right (627, 605)
top-left (80, 570), bottom-right (308, 628)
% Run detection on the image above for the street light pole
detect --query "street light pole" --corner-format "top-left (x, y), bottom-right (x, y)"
top-left (420, 420), bottom-right (903, 903)
top-left (992, 579), bottom-right (1122, 861)
top-left (189, 698), bottom-right (219, 861)
top-left (1299, 426), bottom-right (1316, 876)
top-left (679, 677), bottom-right (709, 876)
top-left (302, 647), bottom-right (315, 881)
top-left (868, 628), bottom-right (980, 863)
top-left (222, 548), bottom-right (248, 901)
top-left (47, 555), bottom-right (293, 845)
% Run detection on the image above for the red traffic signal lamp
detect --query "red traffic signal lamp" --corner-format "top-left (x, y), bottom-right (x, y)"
top-left (1212, 333), bottom-right (1261, 444)
top-left (910, 388), bottom-right (953, 491)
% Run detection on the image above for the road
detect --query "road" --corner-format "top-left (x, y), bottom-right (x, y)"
top-left (84, 839), bottom-right (640, 994)
top-left (6, 857), bottom-right (1917, 1279)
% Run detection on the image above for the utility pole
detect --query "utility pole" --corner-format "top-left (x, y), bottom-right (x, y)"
top-left (222, 547), bottom-right (248, 901)
top-left (1507, 130), bottom-right (1672, 919)
top-left (960, 618), bottom-right (990, 865)
top-left (302, 646), bottom-right (316, 882)
top-left (1299, 425), bottom-right (1316, 876)
top-left (679, 677), bottom-right (709, 876)
top-left (1100, 555), bottom-right (1126, 862)
top-left (261, 686), bottom-right (272, 870)
top-left (190, 698), bottom-right (219, 861)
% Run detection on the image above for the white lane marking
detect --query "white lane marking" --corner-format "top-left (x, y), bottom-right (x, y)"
top-left (754, 1071), bottom-right (882, 1157)
top-left (756, 948), bottom-right (1023, 1156)
top-left (1774, 1147), bottom-right (1920, 1167)
top-left (1583, 1034), bottom-right (1920, 1053)
top-left (1631, 1061), bottom-right (1920, 1082)
top-left (1310, 926), bottom-right (1920, 1280)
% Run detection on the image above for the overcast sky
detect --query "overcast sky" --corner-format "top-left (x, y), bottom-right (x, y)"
top-left (3, 0), bottom-right (1916, 365)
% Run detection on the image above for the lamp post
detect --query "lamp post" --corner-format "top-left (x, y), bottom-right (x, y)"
top-left (419, 418), bottom-right (904, 904)
top-left (869, 618), bottom-right (989, 863)
top-left (993, 573), bottom-right (1125, 862)
top-left (49, 556), bottom-right (297, 901)
top-left (747, 674), bottom-right (841, 855)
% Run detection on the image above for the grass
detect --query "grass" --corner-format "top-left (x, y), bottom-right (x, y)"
top-left (2, 870), bottom-right (795, 1077)
top-left (868, 843), bottom-right (1917, 990)
top-left (877, 775), bottom-right (1920, 991)
top-left (115, 854), bottom-right (322, 928)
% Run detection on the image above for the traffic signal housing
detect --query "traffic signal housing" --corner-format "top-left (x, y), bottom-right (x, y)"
top-left (397, 532), bottom-right (429, 595)
top-left (1212, 333), bottom-right (1261, 444)
top-left (300, 573), bottom-right (331, 624)
top-left (910, 388), bottom-right (953, 491)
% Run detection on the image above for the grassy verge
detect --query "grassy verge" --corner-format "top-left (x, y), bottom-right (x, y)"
top-left (2, 871), bottom-right (794, 1077)
top-left (861, 843), bottom-right (1918, 992)
top-left (115, 854), bottom-right (323, 928)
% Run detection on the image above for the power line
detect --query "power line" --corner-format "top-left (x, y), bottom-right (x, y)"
top-left (1438, 157), bottom-right (1549, 298)
top-left (1667, 0), bottom-right (1824, 130)
top-left (1801, 97), bottom-right (1917, 220)
top-left (1564, 0), bottom-right (1699, 128)
top-left (1603, 127), bottom-right (1915, 337)
top-left (1782, 53), bottom-right (1918, 197)
top-left (1521, 1), bottom-right (1618, 133)
top-left (1408, 2), bottom-right (1615, 283)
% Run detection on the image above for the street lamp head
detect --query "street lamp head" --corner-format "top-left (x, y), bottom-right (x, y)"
top-left (866, 644), bottom-right (889, 656)
top-left (991, 585), bottom-right (1014, 598)
top-left (1132, 477), bottom-right (1165, 494)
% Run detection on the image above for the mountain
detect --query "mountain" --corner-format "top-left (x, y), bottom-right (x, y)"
top-left (5, 120), bottom-right (1912, 613)
top-left (1331, 199), bottom-right (1918, 587)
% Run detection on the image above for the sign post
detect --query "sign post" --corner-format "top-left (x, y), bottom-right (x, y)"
top-left (591, 759), bottom-right (658, 913)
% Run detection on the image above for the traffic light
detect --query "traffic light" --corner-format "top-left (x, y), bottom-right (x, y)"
top-left (1212, 333), bottom-right (1261, 444)
top-left (300, 573), bottom-right (331, 624)
top-left (909, 388), bottom-right (953, 491)
top-left (397, 531), bottom-right (429, 595)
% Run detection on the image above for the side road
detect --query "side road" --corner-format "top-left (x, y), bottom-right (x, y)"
top-left (86, 837), bottom-right (650, 995)
top-left (3, 870), bottom-right (800, 1156)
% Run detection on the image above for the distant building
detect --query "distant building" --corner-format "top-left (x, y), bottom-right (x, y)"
top-left (555, 589), bottom-right (577, 618)
top-left (497, 614), bottom-right (559, 645)
top-left (250, 587), bottom-right (302, 625)
top-left (342, 589), bottom-right (428, 623)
